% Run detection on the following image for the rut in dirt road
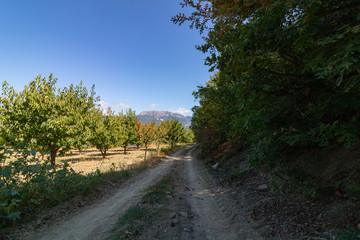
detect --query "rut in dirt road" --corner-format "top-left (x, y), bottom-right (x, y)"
top-left (180, 148), bottom-right (263, 240)
top-left (25, 148), bottom-right (190, 240)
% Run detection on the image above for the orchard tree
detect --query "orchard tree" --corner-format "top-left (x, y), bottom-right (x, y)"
top-left (182, 129), bottom-right (195, 143)
top-left (89, 108), bottom-right (124, 159)
top-left (120, 109), bottom-right (138, 154)
top-left (154, 122), bottom-right (168, 153)
top-left (0, 74), bottom-right (98, 166)
top-left (72, 113), bottom-right (93, 155)
top-left (163, 118), bottom-right (185, 147)
top-left (135, 120), bottom-right (155, 160)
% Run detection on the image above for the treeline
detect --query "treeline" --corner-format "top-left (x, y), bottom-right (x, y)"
top-left (174, 0), bottom-right (360, 165)
top-left (0, 75), bottom-right (194, 166)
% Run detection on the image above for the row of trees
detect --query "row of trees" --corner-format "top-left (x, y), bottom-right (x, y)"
top-left (173, 0), bottom-right (360, 165)
top-left (0, 75), bottom-right (193, 166)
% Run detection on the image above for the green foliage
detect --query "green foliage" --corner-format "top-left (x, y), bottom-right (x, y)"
top-left (153, 123), bottom-right (167, 152)
top-left (181, 128), bottom-right (195, 143)
top-left (120, 109), bottom-right (138, 154)
top-left (107, 174), bottom-right (174, 240)
top-left (142, 174), bottom-right (173, 204)
top-left (89, 108), bottom-right (125, 158)
top-left (135, 120), bottom-right (156, 160)
top-left (162, 118), bottom-right (185, 147)
top-left (224, 168), bottom-right (248, 183)
top-left (191, 73), bottom-right (236, 152)
top-left (0, 146), bottom-right (100, 228)
top-left (270, 173), bottom-right (317, 198)
top-left (174, 0), bottom-right (360, 167)
top-left (0, 74), bottom-right (98, 166)
top-left (107, 205), bottom-right (150, 240)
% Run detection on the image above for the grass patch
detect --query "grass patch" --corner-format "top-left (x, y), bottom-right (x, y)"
top-left (106, 173), bottom-right (174, 240)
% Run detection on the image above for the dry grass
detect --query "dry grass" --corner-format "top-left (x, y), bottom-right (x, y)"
top-left (56, 145), bottom-right (168, 175)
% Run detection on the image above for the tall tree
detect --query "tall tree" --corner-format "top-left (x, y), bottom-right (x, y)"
top-left (135, 120), bottom-right (155, 160)
top-left (154, 122), bottom-right (168, 153)
top-left (174, 0), bottom-right (360, 164)
top-left (120, 109), bottom-right (138, 154)
top-left (163, 118), bottom-right (185, 147)
top-left (0, 75), bottom-right (98, 166)
top-left (89, 108), bottom-right (124, 159)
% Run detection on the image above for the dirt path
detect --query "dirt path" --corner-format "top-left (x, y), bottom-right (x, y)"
top-left (25, 148), bottom-right (190, 240)
top-left (25, 146), bottom-right (263, 240)
top-left (181, 148), bottom-right (262, 240)
top-left (141, 147), bottom-right (263, 240)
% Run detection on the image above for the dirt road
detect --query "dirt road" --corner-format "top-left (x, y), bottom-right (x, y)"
top-left (26, 148), bottom-right (189, 240)
top-left (179, 148), bottom-right (262, 240)
top-left (141, 147), bottom-right (262, 240)
top-left (26, 146), bottom-right (262, 240)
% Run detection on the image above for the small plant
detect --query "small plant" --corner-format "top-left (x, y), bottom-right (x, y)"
top-left (224, 168), bottom-right (248, 183)
top-left (270, 175), bottom-right (286, 195)
top-left (0, 147), bottom-right (101, 230)
top-left (269, 173), bottom-right (316, 197)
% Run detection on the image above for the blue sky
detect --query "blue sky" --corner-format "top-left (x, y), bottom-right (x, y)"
top-left (0, 0), bottom-right (210, 116)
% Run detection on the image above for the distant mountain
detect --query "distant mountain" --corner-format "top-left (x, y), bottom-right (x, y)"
top-left (137, 111), bottom-right (192, 128)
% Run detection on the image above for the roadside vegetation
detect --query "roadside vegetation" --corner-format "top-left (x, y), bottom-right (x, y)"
top-left (173, 0), bottom-right (360, 237)
top-left (0, 76), bottom-right (194, 232)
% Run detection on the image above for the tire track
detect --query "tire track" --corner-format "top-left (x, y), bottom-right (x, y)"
top-left (25, 148), bottom-right (190, 240)
top-left (182, 148), bottom-right (263, 240)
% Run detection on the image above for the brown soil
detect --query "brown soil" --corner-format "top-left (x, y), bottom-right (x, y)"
top-left (137, 147), bottom-right (360, 239)
top-left (21, 147), bottom-right (190, 240)
top-left (13, 146), bottom-right (358, 240)
top-left (57, 146), bottom-right (160, 174)
top-left (141, 147), bottom-right (262, 240)
top-left (20, 146), bottom-right (264, 240)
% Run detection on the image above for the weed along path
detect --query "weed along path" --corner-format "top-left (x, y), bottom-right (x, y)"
top-left (26, 148), bottom-right (190, 240)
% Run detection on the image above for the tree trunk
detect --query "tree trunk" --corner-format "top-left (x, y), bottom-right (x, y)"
top-left (157, 143), bottom-right (160, 153)
top-left (50, 149), bottom-right (57, 167)
top-left (144, 145), bottom-right (147, 161)
top-left (123, 144), bottom-right (127, 154)
top-left (100, 148), bottom-right (107, 159)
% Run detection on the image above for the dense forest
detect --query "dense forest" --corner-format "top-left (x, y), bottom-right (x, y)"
top-left (173, 1), bottom-right (359, 166)
top-left (173, 0), bottom-right (360, 234)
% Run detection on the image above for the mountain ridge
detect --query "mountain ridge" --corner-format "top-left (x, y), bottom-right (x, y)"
top-left (137, 111), bottom-right (192, 128)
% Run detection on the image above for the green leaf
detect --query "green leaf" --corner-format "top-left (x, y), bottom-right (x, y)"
top-left (7, 211), bottom-right (21, 221)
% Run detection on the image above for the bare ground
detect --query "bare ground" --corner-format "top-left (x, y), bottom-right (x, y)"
top-left (57, 146), bottom-right (159, 174)
top-left (15, 145), bottom-right (360, 240)
top-left (140, 147), bottom-right (263, 240)
top-left (23, 147), bottom-right (189, 240)
top-left (21, 146), bottom-right (279, 240)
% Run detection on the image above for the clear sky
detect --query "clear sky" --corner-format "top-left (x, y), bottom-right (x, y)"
top-left (0, 0), bottom-right (210, 116)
